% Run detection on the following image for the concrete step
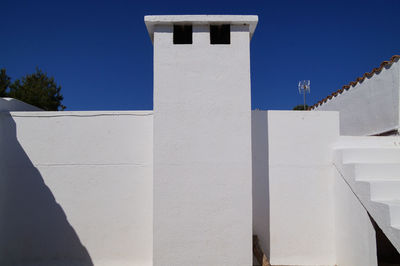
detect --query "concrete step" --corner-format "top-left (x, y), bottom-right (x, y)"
top-left (373, 200), bottom-right (400, 226)
top-left (393, 224), bottom-right (400, 230)
top-left (341, 148), bottom-right (400, 164)
top-left (334, 136), bottom-right (400, 149)
top-left (357, 179), bottom-right (400, 201)
top-left (346, 163), bottom-right (400, 180)
top-left (334, 138), bottom-right (400, 252)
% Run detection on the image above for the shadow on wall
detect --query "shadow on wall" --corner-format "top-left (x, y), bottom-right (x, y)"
top-left (0, 113), bottom-right (93, 266)
top-left (252, 111), bottom-right (270, 260)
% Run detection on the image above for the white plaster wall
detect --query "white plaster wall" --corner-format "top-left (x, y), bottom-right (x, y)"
top-left (251, 111), bottom-right (270, 261)
top-left (0, 97), bottom-right (42, 111)
top-left (153, 24), bottom-right (253, 266)
top-left (315, 62), bottom-right (400, 136)
top-left (266, 110), bottom-right (338, 266)
top-left (0, 111), bottom-right (153, 266)
top-left (333, 165), bottom-right (377, 266)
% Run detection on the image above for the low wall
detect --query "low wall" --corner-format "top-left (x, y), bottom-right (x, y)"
top-left (314, 61), bottom-right (400, 136)
top-left (252, 110), bottom-right (380, 266)
top-left (252, 110), bottom-right (339, 265)
top-left (0, 111), bottom-right (153, 266)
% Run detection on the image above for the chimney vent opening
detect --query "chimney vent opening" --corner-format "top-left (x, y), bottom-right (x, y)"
top-left (210, 24), bottom-right (230, 45)
top-left (173, 25), bottom-right (192, 44)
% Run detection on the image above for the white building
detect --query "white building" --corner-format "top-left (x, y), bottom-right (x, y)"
top-left (310, 55), bottom-right (400, 136)
top-left (0, 15), bottom-right (399, 266)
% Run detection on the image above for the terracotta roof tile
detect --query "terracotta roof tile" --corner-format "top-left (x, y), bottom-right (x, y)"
top-left (309, 55), bottom-right (400, 110)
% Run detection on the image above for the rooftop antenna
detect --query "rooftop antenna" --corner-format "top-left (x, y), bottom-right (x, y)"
top-left (298, 80), bottom-right (310, 110)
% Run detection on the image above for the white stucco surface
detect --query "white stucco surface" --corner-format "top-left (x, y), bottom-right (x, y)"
top-left (152, 16), bottom-right (256, 266)
top-left (0, 97), bottom-right (42, 111)
top-left (145, 15), bottom-right (258, 42)
top-left (333, 136), bottom-right (400, 260)
top-left (251, 111), bottom-right (270, 260)
top-left (253, 111), bottom-right (380, 265)
top-left (333, 161), bottom-right (377, 266)
top-left (2, 13), bottom-right (395, 266)
top-left (314, 61), bottom-right (400, 135)
top-left (266, 110), bottom-right (339, 266)
top-left (0, 111), bottom-right (153, 266)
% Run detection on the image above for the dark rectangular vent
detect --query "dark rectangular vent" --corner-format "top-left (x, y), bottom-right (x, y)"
top-left (210, 24), bottom-right (230, 44)
top-left (173, 25), bottom-right (192, 44)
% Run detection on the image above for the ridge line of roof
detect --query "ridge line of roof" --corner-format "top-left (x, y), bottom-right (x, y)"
top-left (309, 55), bottom-right (400, 110)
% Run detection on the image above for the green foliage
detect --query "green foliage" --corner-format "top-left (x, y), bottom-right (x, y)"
top-left (293, 104), bottom-right (309, 110)
top-left (0, 68), bottom-right (11, 97)
top-left (8, 68), bottom-right (65, 111)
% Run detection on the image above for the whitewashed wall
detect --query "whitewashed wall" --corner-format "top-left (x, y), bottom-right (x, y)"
top-left (252, 110), bottom-right (339, 265)
top-left (251, 111), bottom-right (270, 261)
top-left (314, 61), bottom-right (400, 136)
top-left (333, 166), bottom-right (377, 266)
top-left (267, 111), bottom-right (338, 265)
top-left (152, 17), bottom-right (255, 266)
top-left (252, 110), bottom-right (379, 266)
top-left (0, 111), bottom-right (153, 266)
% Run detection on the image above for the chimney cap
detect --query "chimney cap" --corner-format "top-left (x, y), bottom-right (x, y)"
top-left (144, 15), bottom-right (258, 43)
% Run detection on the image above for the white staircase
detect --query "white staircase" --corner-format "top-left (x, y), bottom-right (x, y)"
top-left (333, 136), bottom-right (400, 253)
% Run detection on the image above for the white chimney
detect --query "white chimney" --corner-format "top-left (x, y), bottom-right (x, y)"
top-left (145, 15), bottom-right (258, 266)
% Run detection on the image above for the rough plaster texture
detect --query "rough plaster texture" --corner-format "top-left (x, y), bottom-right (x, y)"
top-left (251, 111), bottom-right (270, 260)
top-left (145, 15), bottom-right (258, 42)
top-left (0, 111), bottom-right (153, 266)
top-left (333, 162), bottom-right (377, 266)
top-left (1, 13), bottom-right (391, 266)
top-left (151, 16), bottom-right (256, 266)
top-left (252, 111), bottom-right (380, 266)
top-left (266, 111), bottom-right (338, 266)
top-left (333, 136), bottom-right (400, 258)
top-left (314, 61), bottom-right (400, 136)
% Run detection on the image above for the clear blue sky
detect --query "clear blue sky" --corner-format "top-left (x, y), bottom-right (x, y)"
top-left (1, 0), bottom-right (400, 110)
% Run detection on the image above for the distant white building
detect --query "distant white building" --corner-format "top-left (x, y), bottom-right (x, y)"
top-left (0, 15), bottom-right (399, 266)
top-left (311, 55), bottom-right (400, 136)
